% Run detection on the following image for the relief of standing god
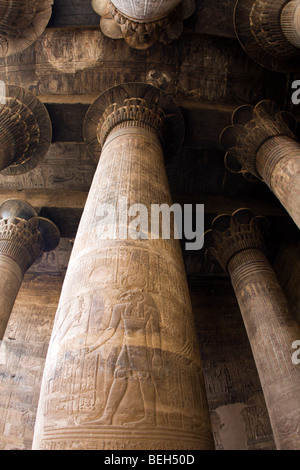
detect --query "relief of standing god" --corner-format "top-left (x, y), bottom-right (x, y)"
top-left (79, 290), bottom-right (163, 427)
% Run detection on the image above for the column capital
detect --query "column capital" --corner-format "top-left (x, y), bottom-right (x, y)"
top-left (281, 0), bottom-right (300, 47)
top-left (0, 0), bottom-right (53, 57)
top-left (0, 85), bottom-right (52, 175)
top-left (220, 100), bottom-right (297, 179)
top-left (205, 208), bottom-right (269, 273)
top-left (98, 97), bottom-right (166, 147)
top-left (92, 0), bottom-right (195, 49)
top-left (234, 0), bottom-right (300, 71)
top-left (0, 199), bottom-right (60, 273)
top-left (83, 82), bottom-right (184, 164)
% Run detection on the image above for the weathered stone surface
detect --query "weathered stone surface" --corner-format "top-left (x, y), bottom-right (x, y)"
top-left (47, 0), bottom-right (237, 39)
top-left (0, 0), bottom-right (53, 57)
top-left (0, 0), bottom-right (299, 453)
top-left (191, 281), bottom-right (276, 450)
top-left (92, 0), bottom-right (195, 50)
top-left (206, 209), bottom-right (300, 450)
top-left (0, 30), bottom-right (288, 106)
top-left (0, 241), bottom-right (281, 450)
top-left (0, 272), bottom-right (63, 450)
top-left (32, 84), bottom-right (214, 450)
top-left (0, 85), bottom-right (52, 175)
top-left (281, 0), bottom-right (300, 48)
top-left (234, 0), bottom-right (300, 71)
top-left (0, 200), bottom-right (60, 339)
top-left (0, 143), bottom-right (95, 192)
top-left (274, 242), bottom-right (300, 325)
top-left (221, 101), bottom-right (300, 228)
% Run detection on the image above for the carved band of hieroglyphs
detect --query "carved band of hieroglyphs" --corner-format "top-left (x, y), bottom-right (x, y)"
top-left (32, 83), bottom-right (213, 450)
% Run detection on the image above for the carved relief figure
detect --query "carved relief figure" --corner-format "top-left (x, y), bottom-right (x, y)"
top-left (79, 290), bottom-right (162, 427)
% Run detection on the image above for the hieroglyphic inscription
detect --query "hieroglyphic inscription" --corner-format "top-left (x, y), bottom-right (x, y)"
top-left (33, 89), bottom-right (213, 450)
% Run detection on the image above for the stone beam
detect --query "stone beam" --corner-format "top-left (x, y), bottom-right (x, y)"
top-left (36, 101), bottom-right (237, 149)
top-left (0, 190), bottom-right (288, 217)
top-left (0, 29), bottom-right (288, 105)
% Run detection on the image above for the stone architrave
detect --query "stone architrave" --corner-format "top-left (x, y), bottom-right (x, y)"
top-left (92, 0), bottom-right (196, 49)
top-left (32, 82), bottom-right (214, 451)
top-left (221, 100), bottom-right (300, 229)
top-left (205, 208), bottom-right (300, 450)
top-left (234, 0), bottom-right (300, 71)
top-left (0, 0), bottom-right (53, 57)
top-left (0, 199), bottom-right (60, 339)
top-left (0, 85), bottom-right (52, 175)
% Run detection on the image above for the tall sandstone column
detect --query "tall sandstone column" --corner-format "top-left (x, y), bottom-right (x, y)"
top-left (32, 83), bottom-right (214, 451)
top-left (205, 209), bottom-right (300, 450)
top-left (0, 199), bottom-right (60, 339)
top-left (0, 0), bottom-right (53, 57)
top-left (92, 0), bottom-right (195, 49)
top-left (0, 84), bottom-right (52, 175)
top-left (234, 0), bottom-right (300, 71)
top-left (221, 100), bottom-right (300, 229)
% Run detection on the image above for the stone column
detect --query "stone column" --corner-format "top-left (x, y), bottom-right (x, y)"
top-left (205, 208), bottom-right (300, 450)
top-left (234, 0), bottom-right (300, 71)
top-left (0, 199), bottom-right (60, 340)
top-left (32, 83), bottom-right (214, 451)
top-left (281, 0), bottom-right (300, 48)
top-left (221, 100), bottom-right (300, 229)
top-left (92, 0), bottom-right (195, 49)
top-left (0, 84), bottom-right (52, 175)
top-left (0, 0), bottom-right (53, 57)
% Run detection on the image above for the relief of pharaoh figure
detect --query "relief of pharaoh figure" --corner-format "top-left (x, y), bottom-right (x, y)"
top-left (79, 289), bottom-right (163, 427)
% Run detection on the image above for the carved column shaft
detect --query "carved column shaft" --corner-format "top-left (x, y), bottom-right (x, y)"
top-left (0, 216), bottom-right (42, 339)
top-left (228, 248), bottom-right (300, 449)
top-left (0, 255), bottom-right (23, 339)
top-left (206, 210), bottom-right (300, 450)
top-left (256, 136), bottom-right (300, 227)
top-left (32, 84), bottom-right (214, 451)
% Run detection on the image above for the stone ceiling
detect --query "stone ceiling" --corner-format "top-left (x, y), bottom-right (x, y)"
top-left (0, 0), bottom-right (299, 279)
